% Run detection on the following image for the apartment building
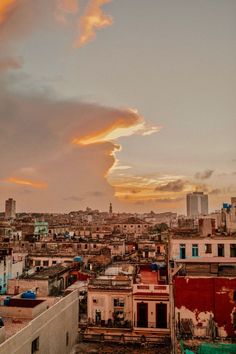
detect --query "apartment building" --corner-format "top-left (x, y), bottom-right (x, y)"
top-left (0, 290), bottom-right (78, 354)
top-left (170, 235), bottom-right (236, 263)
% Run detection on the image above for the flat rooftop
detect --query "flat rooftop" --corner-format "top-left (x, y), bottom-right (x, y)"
top-left (21, 264), bottom-right (69, 280)
top-left (139, 269), bottom-right (159, 285)
top-left (1, 296), bottom-right (61, 340)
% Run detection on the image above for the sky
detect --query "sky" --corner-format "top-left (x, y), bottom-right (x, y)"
top-left (0, 0), bottom-right (235, 214)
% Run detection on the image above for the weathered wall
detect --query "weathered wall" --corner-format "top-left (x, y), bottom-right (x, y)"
top-left (7, 279), bottom-right (49, 297)
top-left (174, 277), bottom-right (236, 337)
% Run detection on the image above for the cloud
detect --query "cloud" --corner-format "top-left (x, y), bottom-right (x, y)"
top-left (88, 191), bottom-right (105, 197)
top-left (57, 0), bottom-right (79, 14)
top-left (195, 169), bottom-right (214, 180)
top-left (155, 197), bottom-right (184, 203)
top-left (0, 57), bottom-right (22, 72)
top-left (141, 126), bottom-right (162, 136)
top-left (72, 108), bottom-right (144, 145)
top-left (75, 0), bottom-right (113, 47)
top-left (63, 196), bottom-right (84, 202)
top-left (0, 73), bottom-right (158, 211)
top-left (209, 188), bottom-right (221, 195)
top-left (155, 179), bottom-right (187, 192)
top-left (5, 177), bottom-right (47, 189)
top-left (0, 0), bottom-right (18, 25)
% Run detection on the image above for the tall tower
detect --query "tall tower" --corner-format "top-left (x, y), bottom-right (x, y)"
top-left (109, 202), bottom-right (113, 215)
top-left (5, 198), bottom-right (16, 219)
top-left (186, 192), bottom-right (208, 217)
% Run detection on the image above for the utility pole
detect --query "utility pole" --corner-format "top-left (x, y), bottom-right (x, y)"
top-left (169, 264), bottom-right (183, 354)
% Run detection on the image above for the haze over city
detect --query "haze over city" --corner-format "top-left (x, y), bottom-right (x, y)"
top-left (0, 0), bottom-right (235, 213)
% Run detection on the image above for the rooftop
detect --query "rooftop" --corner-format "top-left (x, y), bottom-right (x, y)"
top-left (21, 264), bottom-right (70, 280)
top-left (139, 269), bottom-right (159, 285)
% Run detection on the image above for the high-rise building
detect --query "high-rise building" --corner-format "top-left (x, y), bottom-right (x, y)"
top-left (5, 198), bottom-right (16, 219)
top-left (109, 202), bottom-right (113, 214)
top-left (186, 192), bottom-right (208, 217)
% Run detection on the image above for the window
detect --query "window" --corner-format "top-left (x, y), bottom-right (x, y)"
top-left (180, 244), bottom-right (186, 259)
top-left (66, 332), bottom-right (69, 346)
top-left (43, 260), bottom-right (49, 267)
top-left (52, 260), bottom-right (57, 264)
top-left (113, 298), bottom-right (125, 307)
top-left (233, 291), bottom-right (236, 301)
top-left (230, 244), bottom-right (236, 258)
top-left (218, 244), bottom-right (225, 257)
top-left (31, 337), bottom-right (39, 353)
top-left (205, 244), bottom-right (212, 254)
top-left (192, 244), bottom-right (199, 257)
top-left (35, 260), bottom-right (41, 266)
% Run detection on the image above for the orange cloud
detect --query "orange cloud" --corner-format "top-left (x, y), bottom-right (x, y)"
top-left (57, 0), bottom-right (79, 14)
top-left (6, 177), bottom-right (47, 189)
top-left (72, 114), bottom-right (143, 145)
top-left (0, 0), bottom-right (18, 24)
top-left (75, 0), bottom-right (113, 47)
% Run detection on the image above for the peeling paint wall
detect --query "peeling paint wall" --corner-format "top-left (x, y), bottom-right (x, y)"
top-left (174, 277), bottom-right (236, 337)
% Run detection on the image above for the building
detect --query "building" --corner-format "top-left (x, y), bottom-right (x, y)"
top-left (5, 198), bottom-right (16, 220)
top-left (0, 290), bottom-right (78, 354)
top-left (169, 234), bottom-right (236, 262)
top-left (186, 192), bottom-right (208, 217)
top-left (221, 199), bottom-right (236, 233)
top-left (0, 248), bottom-right (24, 295)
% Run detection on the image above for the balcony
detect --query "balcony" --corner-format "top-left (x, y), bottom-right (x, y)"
top-left (88, 319), bottom-right (132, 329)
top-left (133, 284), bottom-right (169, 294)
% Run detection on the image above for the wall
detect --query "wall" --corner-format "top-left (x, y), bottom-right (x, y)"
top-left (174, 277), bottom-right (236, 337)
top-left (0, 290), bottom-right (78, 354)
top-left (170, 238), bottom-right (236, 261)
top-left (8, 279), bottom-right (49, 297)
top-left (0, 300), bottom-right (47, 319)
top-left (0, 326), bottom-right (5, 344)
top-left (87, 289), bottom-right (132, 324)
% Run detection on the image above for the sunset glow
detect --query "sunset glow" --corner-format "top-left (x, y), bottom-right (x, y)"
top-left (0, 0), bottom-right (17, 23)
top-left (6, 177), bottom-right (48, 189)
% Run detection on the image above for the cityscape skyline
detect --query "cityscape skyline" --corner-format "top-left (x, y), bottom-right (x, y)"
top-left (0, 0), bottom-right (235, 214)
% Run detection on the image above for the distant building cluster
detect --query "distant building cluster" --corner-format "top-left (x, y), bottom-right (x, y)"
top-left (0, 195), bottom-right (235, 353)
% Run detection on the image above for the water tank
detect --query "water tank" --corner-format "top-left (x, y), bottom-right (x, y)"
top-left (74, 256), bottom-right (83, 263)
top-left (4, 297), bottom-right (11, 306)
top-left (223, 203), bottom-right (230, 209)
top-left (21, 291), bottom-right (36, 299)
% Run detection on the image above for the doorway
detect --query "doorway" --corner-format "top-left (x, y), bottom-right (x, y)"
top-left (156, 303), bottom-right (167, 328)
top-left (137, 302), bottom-right (148, 327)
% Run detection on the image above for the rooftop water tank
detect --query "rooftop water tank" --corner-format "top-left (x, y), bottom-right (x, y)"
top-left (4, 297), bottom-right (11, 306)
top-left (74, 256), bottom-right (83, 263)
top-left (21, 291), bottom-right (36, 299)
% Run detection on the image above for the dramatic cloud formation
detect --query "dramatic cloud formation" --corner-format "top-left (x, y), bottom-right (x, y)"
top-left (75, 0), bottom-right (112, 47)
top-left (72, 109), bottom-right (143, 145)
top-left (155, 179), bottom-right (187, 192)
top-left (0, 72), bottom-right (159, 211)
top-left (195, 169), bottom-right (214, 180)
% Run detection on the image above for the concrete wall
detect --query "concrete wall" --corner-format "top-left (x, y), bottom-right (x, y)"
top-left (88, 289), bottom-right (132, 323)
top-left (170, 238), bottom-right (236, 261)
top-left (0, 300), bottom-right (47, 319)
top-left (0, 290), bottom-right (79, 354)
top-left (8, 279), bottom-right (49, 297)
top-left (0, 327), bottom-right (5, 344)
